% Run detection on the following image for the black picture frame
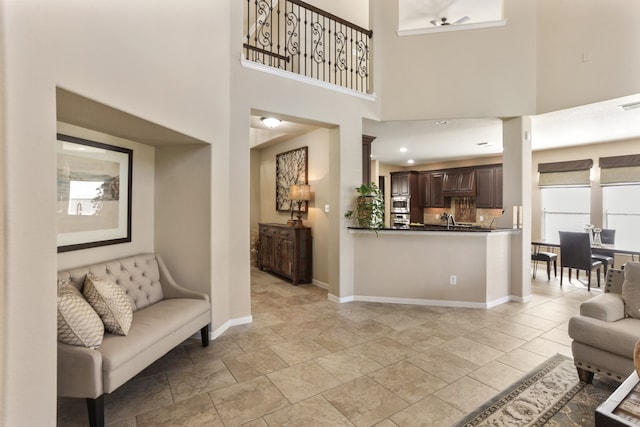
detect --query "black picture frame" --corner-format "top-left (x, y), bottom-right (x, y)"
top-left (56, 133), bottom-right (133, 252)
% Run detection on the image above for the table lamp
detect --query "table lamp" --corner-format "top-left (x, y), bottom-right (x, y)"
top-left (289, 184), bottom-right (311, 227)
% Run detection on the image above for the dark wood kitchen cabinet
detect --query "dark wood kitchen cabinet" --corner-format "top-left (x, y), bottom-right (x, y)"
top-left (476, 165), bottom-right (503, 208)
top-left (390, 171), bottom-right (417, 196)
top-left (418, 172), bottom-right (448, 207)
top-left (258, 223), bottom-right (312, 285)
top-left (442, 169), bottom-right (476, 197)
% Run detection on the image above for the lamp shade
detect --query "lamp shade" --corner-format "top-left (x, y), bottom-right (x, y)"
top-left (289, 184), bottom-right (311, 201)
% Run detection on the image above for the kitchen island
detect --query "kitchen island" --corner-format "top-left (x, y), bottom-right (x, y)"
top-left (347, 227), bottom-right (519, 308)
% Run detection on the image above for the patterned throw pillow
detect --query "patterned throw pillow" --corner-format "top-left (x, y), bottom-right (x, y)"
top-left (83, 274), bottom-right (133, 336)
top-left (57, 279), bottom-right (104, 348)
top-left (622, 262), bottom-right (640, 319)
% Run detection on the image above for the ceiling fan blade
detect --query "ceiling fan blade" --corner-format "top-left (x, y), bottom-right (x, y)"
top-left (453, 16), bottom-right (470, 25)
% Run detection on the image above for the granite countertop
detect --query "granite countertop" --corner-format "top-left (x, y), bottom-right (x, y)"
top-left (348, 224), bottom-right (513, 232)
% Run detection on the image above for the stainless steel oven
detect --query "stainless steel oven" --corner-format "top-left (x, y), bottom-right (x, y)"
top-left (392, 213), bottom-right (410, 229)
top-left (391, 196), bottom-right (410, 213)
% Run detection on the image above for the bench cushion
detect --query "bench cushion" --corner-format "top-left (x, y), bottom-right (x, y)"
top-left (98, 297), bottom-right (211, 393)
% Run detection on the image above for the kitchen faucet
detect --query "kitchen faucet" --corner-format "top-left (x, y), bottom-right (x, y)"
top-left (447, 214), bottom-right (456, 229)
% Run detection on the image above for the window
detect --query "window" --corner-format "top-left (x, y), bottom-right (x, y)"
top-left (602, 185), bottom-right (640, 249)
top-left (541, 187), bottom-right (590, 242)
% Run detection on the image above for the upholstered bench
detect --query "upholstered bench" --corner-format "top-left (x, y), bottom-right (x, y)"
top-left (568, 262), bottom-right (640, 383)
top-left (57, 253), bottom-right (211, 427)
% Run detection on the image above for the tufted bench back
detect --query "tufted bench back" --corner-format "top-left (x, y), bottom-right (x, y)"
top-left (58, 253), bottom-right (164, 312)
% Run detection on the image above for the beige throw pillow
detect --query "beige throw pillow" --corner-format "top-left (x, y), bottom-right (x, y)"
top-left (57, 279), bottom-right (104, 348)
top-left (83, 274), bottom-right (133, 336)
top-left (622, 262), bottom-right (640, 319)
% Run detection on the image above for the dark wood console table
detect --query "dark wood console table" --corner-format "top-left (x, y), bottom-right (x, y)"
top-left (258, 223), bottom-right (312, 285)
top-left (596, 371), bottom-right (640, 426)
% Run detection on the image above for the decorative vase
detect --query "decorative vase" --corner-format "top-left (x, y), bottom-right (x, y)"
top-left (635, 340), bottom-right (640, 378)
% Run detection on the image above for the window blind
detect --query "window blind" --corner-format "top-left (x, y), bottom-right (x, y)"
top-left (537, 159), bottom-right (593, 187)
top-left (600, 154), bottom-right (640, 185)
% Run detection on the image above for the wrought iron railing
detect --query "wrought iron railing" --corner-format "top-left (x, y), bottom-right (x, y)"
top-left (244, 0), bottom-right (373, 94)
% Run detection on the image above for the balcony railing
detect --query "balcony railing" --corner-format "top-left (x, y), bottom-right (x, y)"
top-left (244, 0), bottom-right (373, 94)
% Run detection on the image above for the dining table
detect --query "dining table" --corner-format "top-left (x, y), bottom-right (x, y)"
top-left (532, 239), bottom-right (640, 261)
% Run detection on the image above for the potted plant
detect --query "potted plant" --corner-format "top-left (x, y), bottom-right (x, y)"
top-left (344, 182), bottom-right (385, 231)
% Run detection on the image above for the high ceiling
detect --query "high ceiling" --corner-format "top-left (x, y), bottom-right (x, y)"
top-left (252, 93), bottom-right (640, 167)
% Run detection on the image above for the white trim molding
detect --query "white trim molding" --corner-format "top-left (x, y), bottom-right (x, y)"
top-left (211, 315), bottom-right (253, 339)
top-left (327, 293), bottom-right (512, 309)
top-left (241, 57), bottom-right (377, 102)
top-left (397, 20), bottom-right (507, 37)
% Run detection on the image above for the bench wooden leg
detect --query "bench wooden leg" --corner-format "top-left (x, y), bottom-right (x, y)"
top-left (576, 367), bottom-right (594, 384)
top-left (200, 325), bottom-right (210, 347)
top-left (86, 395), bottom-right (105, 427)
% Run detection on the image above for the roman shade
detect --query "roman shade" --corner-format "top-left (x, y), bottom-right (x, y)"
top-left (599, 154), bottom-right (640, 185)
top-left (538, 159), bottom-right (593, 187)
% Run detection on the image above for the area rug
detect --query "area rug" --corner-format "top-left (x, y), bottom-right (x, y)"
top-left (454, 354), bottom-right (619, 427)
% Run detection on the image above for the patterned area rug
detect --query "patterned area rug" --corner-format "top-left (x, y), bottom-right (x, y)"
top-left (454, 354), bottom-right (620, 427)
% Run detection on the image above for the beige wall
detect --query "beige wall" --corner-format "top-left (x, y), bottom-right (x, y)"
top-left (531, 138), bottom-right (640, 240)
top-left (536, 0), bottom-right (640, 113)
top-left (253, 128), bottom-right (331, 285)
top-left (373, 0), bottom-right (537, 120)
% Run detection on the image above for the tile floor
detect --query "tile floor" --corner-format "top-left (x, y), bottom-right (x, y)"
top-left (57, 265), bottom-right (608, 426)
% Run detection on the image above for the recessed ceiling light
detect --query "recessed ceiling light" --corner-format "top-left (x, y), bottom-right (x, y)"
top-left (261, 117), bottom-right (281, 128)
top-left (476, 142), bottom-right (494, 148)
top-left (400, 147), bottom-right (408, 152)
top-left (407, 159), bottom-right (415, 164)
top-left (434, 120), bottom-right (448, 125)
top-left (618, 102), bottom-right (640, 111)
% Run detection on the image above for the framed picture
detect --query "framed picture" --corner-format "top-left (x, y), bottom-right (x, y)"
top-left (275, 146), bottom-right (308, 211)
top-left (56, 134), bottom-right (133, 252)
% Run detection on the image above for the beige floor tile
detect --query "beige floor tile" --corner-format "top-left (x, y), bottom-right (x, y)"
top-left (136, 394), bottom-right (223, 427)
top-left (351, 337), bottom-right (417, 366)
top-left (369, 360), bottom-right (448, 403)
top-left (270, 338), bottom-right (330, 365)
top-left (541, 325), bottom-right (574, 346)
top-left (439, 336), bottom-right (505, 366)
top-left (166, 359), bottom-right (237, 402)
top-left (520, 336), bottom-right (572, 358)
top-left (240, 418), bottom-right (269, 426)
top-left (311, 327), bottom-right (367, 352)
top-left (374, 419), bottom-right (399, 427)
top-left (433, 376), bottom-right (498, 413)
top-left (186, 335), bottom-right (245, 365)
top-left (373, 311), bottom-right (427, 331)
top-left (523, 305), bottom-right (575, 323)
top-left (506, 312), bottom-right (560, 331)
top-left (389, 327), bottom-right (447, 352)
top-left (488, 319), bottom-right (544, 341)
top-left (136, 344), bottom-right (194, 378)
top-left (407, 348), bottom-right (480, 383)
top-left (267, 360), bottom-right (341, 403)
top-left (316, 347), bottom-right (384, 383)
top-left (390, 395), bottom-right (463, 427)
top-left (497, 347), bottom-right (548, 372)
top-left (223, 347), bottom-right (289, 382)
top-left (335, 305), bottom-right (379, 322)
top-left (345, 319), bottom-right (397, 340)
top-left (209, 376), bottom-right (289, 427)
top-left (104, 374), bottom-right (174, 424)
top-left (323, 376), bottom-right (408, 427)
top-left (468, 360), bottom-right (526, 390)
top-left (263, 395), bottom-right (355, 426)
top-left (465, 327), bottom-right (526, 353)
top-left (232, 327), bottom-right (285, 352)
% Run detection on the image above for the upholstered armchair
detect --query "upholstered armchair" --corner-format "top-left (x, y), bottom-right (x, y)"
top-left (568, 262), bottom-right (640, 383)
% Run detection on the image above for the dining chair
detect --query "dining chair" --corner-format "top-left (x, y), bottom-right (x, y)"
top-left (592, 229), bottom-right (615, 273)
top-left (531, 246), bottom-right (557, 280)
top-left (559, 231), bottom-right (603, 291)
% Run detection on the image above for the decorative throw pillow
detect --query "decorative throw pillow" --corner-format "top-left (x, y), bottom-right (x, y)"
top-left (57, 279), bottom-right (104, 348)
top-left (622, 262), bottom-right (640, 319)
top-left (83, 274), bottom-right (133, 336)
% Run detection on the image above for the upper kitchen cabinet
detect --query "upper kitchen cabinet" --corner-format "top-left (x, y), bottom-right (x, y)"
top-left (475, 165), bottom-right (503, 208)
top-left (442, 169), bottom-right (476, 197)
top-left (418, 171), bottom-right (448, 207)
top-left (390, 171), bottom-right (418, 196)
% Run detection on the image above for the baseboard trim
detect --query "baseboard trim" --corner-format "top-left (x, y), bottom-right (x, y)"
top-left (327, 293), bottom-right (512, 309)
top-left (211, 315), bottom-right (253, 339)
top-left (312, 279), bottom-right (328, 289)
top-left (510, 294), bottom-right (533, 303)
